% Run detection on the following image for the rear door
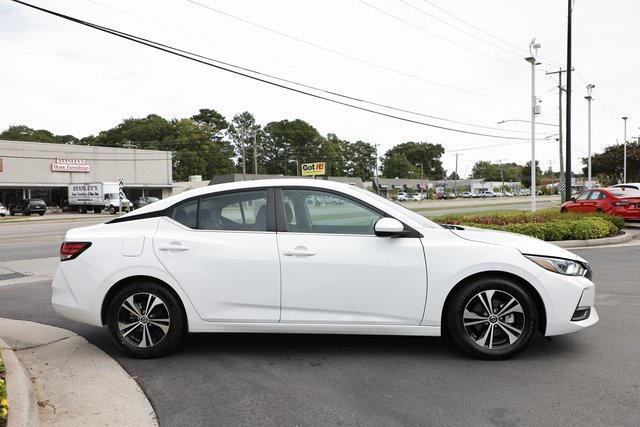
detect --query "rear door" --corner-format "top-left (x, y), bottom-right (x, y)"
top-left (153, 188), bottom-right (281, 322)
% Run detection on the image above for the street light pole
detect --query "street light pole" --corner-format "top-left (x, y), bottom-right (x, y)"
top-left (622, 116), bottom-right (628, 183)
top-left (416, 163), bottom-right (424, 198)
top-left (525, 38), bottom-right (541, 212)
top-left (565, 0), bottom-right (573, 202)
top-left (585, 84), bottom-right (595, 188)
top-left (253, 130), bottom-right (258, 179)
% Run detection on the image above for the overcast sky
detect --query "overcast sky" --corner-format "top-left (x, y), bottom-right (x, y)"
top-left (1, 0), bottom-right (639, 177)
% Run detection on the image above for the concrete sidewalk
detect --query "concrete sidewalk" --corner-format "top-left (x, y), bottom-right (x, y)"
top-left (0, 318), bottom-right (157, 426)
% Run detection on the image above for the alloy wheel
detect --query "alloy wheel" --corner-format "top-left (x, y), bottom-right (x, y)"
top-left (117, 292), bottom-right (171, 348)
top-left (462, 289), bottom-right (525, 350)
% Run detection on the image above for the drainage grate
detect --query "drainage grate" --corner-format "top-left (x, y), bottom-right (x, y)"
top-left (0, 272), bottom-right (27, 281)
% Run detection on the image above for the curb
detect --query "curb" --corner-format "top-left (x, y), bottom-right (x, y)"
top-left (0, 338), bottom-right (39, 427)
top-left (552, 230), bottom-right (634, 248)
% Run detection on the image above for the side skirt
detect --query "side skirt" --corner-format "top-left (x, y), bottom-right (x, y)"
top-left (188, 322), bottom-right (441, 336)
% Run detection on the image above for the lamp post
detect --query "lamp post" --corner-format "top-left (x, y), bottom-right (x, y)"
top-left (622, 116), bottom-right (629, 183)
top-left (525, 38), bottom-right (541, 212)
top-left (585, 84), bottom-right (595, 188)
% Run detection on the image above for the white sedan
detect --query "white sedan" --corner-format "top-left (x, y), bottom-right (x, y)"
top-left (52, 179), bottom-right (597, 359)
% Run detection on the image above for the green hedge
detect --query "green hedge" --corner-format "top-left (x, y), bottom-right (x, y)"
top-left (433, 208), bottom-right (622, 241)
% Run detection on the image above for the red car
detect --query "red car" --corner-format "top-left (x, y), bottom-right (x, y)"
top-left (561, 187), bottom-right (640, 220)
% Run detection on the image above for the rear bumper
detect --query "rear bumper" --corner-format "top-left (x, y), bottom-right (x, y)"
top-left (51, 264), bottom-right (103, 327)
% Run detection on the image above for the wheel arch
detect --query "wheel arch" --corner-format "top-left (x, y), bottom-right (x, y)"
top-left (441, 270), bottom-right (547, 335)
top-left (100, 275), bottom-right (188, 329)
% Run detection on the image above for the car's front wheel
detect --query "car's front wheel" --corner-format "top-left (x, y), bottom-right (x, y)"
top-left (107, 282), bottom-right (186, 358)
top-left (446, 276), bottom-right (537, 360)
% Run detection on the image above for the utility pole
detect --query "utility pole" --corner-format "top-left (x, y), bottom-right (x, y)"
top-left (241, 128), bottom-right (247, 181)
top-left (374, 143), bottom-right (380, 194)
top-left (454, 153), bottom-right (460, 195)
top-left (622, 116), bottom-right (629, 183)
top-left (497, 159), bottom-right (505, 194)
top-left (565, 0), bottom-right (573, 202)
top-left (585, 84), bottom-right (595, 188)
top-left (253, 130), bottom-right (258, 179)
top-left (416, 163), bottom-right (424, 198)
top-left (546, 67), bottom-right (569, 201)
top-left (525, 38), bottom-right (541, 212)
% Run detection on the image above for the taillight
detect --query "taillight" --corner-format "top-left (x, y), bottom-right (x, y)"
top-left (613, 201), bottom-right (631, 207)
top-left (60, 242), bottom-right (92, 261)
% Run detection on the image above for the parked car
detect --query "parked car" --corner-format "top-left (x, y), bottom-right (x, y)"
top-left (503, 191), bottom-right (515, 197)
top-left (10, 199), bottom-right (47, 216)
top-left (611, 183), bottom-right (640, 191)
top-left (560, 187), bottom-right (640, 220)
top-left (396, 192), bottom-right (409, 202)
top-left (460, 191), bottom-right (473, 198)
top-left (410, 194), bottom-right (422, 202)
top-left (53, 179), bottom-right (597, 360)
top-left (0, 203), bottom-right (6, 217)
top-left (480, 191), bottom-right (497, 198)
top-left (133, 196), bottom-right (160, 209)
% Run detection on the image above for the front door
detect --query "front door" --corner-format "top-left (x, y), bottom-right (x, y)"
top-left (276, 188), bottom-right (427, 325)
top-left (154, 188), bottom-right (281, 322)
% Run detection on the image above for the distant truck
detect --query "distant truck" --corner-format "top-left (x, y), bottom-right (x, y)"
top-left (67, 182), bottom-right (131, 214)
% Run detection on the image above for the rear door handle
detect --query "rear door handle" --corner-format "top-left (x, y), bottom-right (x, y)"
top-left (282, 247), bottom-right (316, 257)
top-left (158, 243), bottom-right (189, 252)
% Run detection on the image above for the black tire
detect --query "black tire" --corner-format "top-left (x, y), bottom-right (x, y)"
top-left (10, 211), bottom-right (15, 216)
top-left (560, 207), bottom-right (568, 213)
top-left (93, 208), bottom-right (102, 214)
top-left (24, 211), bottom-right (31, 216)
top-left (596, 208), bottom-right (603, 214)
top-left (446, 276), bottom-right (538, 360)
top-left (39, 212), bottom-right (44, 216)
top-left (109, 205), bottom-right (117, 214)
top-left (107, 281), bottom-right (186, 358)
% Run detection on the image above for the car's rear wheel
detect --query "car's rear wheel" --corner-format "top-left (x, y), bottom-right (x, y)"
top-left (596, 208), bottom-right (603, 214)
top-left (107, 282), bottom-right (186, 358)
top-left (446, 276), bottom-right (537, 360)
top-left (560, 207), bottom-right (568, 213)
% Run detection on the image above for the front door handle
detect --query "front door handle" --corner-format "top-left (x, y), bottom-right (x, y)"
top-left (282, 247), bottom-right (316, 257)
top-left (158, 242), bottom-right (189, 252)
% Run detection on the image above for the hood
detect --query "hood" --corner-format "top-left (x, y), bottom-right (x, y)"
top-left (450, 226), bottom-right (586, 262)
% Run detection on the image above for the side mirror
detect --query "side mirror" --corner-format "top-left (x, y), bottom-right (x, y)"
top-left (374, 217), bottom-right (407, 237)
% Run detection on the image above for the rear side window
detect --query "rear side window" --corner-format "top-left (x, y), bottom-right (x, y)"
top-left (199, 190), bottom-right (268, 231)
top-left (169, 198), bottom-right (198, 228)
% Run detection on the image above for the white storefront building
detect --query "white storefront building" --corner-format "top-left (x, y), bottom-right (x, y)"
top-left (0, 140), bottom-right (173, 207)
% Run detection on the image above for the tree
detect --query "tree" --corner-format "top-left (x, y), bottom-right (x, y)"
top-left (470, 161), bottom-right (522, 182)
top-left (260, 119), bottom-right (324, 175)
top-left (0, 125), bottom-right (79, 144)
top-left (343, 140), bottom-right (376, 181)
top-left (227, 112), bottom-right (261, 174)
top-left (521, 160), bottom-right (543, 188)
top-left (92, 114), bottom-right (175, 148)
top-left (448, 171), bottom-right (460, 180)
top-left (584, 141), bottom-right (640, 184)
top-left (381, 141), bottom-right (444, 179)
top-left (190, 108), bottom-right (228, 141)
top-left (381, 152), bottom-right (415, 178)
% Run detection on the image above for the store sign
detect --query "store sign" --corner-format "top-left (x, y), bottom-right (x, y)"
top-left (51, 158), bottom-right (90, 173)
top-left (301, 162), bottom-right (325, 176)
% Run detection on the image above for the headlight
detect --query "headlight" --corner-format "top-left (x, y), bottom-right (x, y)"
top-left (525, 255), bottom-right (589, 277)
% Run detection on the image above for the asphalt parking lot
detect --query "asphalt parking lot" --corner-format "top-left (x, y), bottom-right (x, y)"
top-left (0, 215), bottom-right (638, 425)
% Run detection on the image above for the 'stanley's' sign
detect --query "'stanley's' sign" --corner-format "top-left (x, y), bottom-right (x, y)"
top-left (51, 158), bottom-right (91, 173)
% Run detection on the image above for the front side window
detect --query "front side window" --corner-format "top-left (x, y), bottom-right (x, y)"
top-left (199, 190), bottom-right (268, 231)
top-left (281, 189), bottom-right (382, 235)
top-left (587, 191), bottom-right (602, 200)
top-left (576, 191), bottom-right (590, 201)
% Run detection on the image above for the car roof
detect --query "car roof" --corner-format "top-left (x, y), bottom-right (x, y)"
top-left (123, 179), bottom-right (367, 218)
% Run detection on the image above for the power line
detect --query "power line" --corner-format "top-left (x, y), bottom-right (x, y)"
top-left (357, 0), bottom-right (526, 68)
top-left (10, 0), bottom-right (540, 141)
top-left (395, 0), bottom-right (525, 58)
top-left (416, 0), bottom-right (565, 67)
top-left (186, 0), bottom-right (526, 105)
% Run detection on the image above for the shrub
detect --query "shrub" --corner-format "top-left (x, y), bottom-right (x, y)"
top-left (433, 208), bottom-right (621, 241)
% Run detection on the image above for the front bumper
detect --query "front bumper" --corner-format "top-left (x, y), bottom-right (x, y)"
top-left (544, 274), bottom-right (599, 336)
